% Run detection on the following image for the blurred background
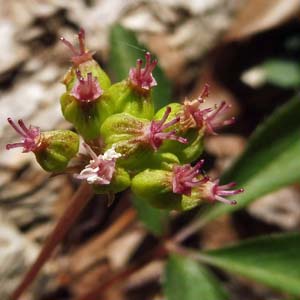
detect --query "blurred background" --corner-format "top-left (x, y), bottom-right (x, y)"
top-left (1, 0), bottom-right (300, 299)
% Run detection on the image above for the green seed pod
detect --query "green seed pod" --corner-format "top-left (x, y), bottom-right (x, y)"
top-left (131, 169), bottom-right (199, 211)
top-left (60, 76), bottom-right (114, 141)
top-left (35, 130), bottom-right (79, 172)
top-left (100, 112), bottom-right (150, 170)
top-left (108, 81), bottom-right (154, 120)
top-left (93, 167), bottom-right (131, 194)
top-left (101, 112), bottom-right (184, 172)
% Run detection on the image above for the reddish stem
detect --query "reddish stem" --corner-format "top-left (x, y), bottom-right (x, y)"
top-left (10, 182), bottom-right (93, 300)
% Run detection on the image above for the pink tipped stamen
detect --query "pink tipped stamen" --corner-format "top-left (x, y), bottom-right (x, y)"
top-left (147, 107), bottom-right (187, 150)
top-left (144, 52), bottom-right (157, 74)
top-left (136, 59), bottom-right (142, 77)
top-left (78, 28), bottom-right (85, 54)
top-left (208, 179), bottom-right (244, 205)
top-left (199, 84), bottom-right (210, 100)
top-left (60, 28), bottom-right (94, 65)
top-left (60, 37), bottom-right (78, 55)
top-left (6, 118), bottom-right (41, 152)
top-left (172, 160), bottom-right (207, 195)
top-left (71, 70), bottom-right (103, 102)
top-left (129, 52), bottom-right (157, 91)
top-left (8, 118), bottom-right (27, 137)
top-left (215, 195), bottom-right (237, 205)
top-left (83, 143), bottom-right (98, 162)
top-left (218, 182), bottom-right (237, 189)
top-left (180, 85), bottom-right (235, 133)
top-left (204, 102), bottom-right (234, 134)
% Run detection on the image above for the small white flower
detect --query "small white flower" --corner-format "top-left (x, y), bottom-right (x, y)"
top-left (102, 145), bottom-right (122, 160)
top-left (75, 144), bottom-right (122, 185)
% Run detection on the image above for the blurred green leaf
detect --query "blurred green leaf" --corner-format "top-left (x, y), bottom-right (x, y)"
top-left (200, 233), bottom-right (300, 296)
top-left (109, 24), bottom-right (172, 109)
top-left (263, 59), bottom-right (300, 88)
top-left (164, 255), bottom-right (228, 300)
top-left (131, 195), bottom-right (168, 236)
top-left (199, 95), bottom-right (300, 225)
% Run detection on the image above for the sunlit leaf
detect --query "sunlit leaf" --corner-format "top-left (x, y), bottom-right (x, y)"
top-left (164, 255), bottom-right (228, 300)
top-left (263, 59), bottom-right (300, 88)
top-left (200, 233), bottom-right (300, 296)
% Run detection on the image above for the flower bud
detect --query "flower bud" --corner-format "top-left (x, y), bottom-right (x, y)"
top-left (6, 118), bottom-right (79, 172)
top-left (179, 84), bottom-right (235, 134)
top-left (154, 104), bottom-right (204, 163)
top-left (131, 169), bottom-right (182, 210)
top-left (100, 110), bottom-right (186, 171)
top-left (132, 160), bottom-right (244, 211)
top-left (60, 28), bottom-right (111, 92)
top-left (60, 71), bottom-right (114, 140)
top-left (171, 162), bottom-right (244, 207)
top-left (74, 143), bottom-right (130, 194)
top-left (106, 52), bottom-right (158, 120)
top-left (35, 130), bottom-right (80, 172)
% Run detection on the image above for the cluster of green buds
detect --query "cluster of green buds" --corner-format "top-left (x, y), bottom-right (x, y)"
top-left (6, 29), bottom-right (243, 211)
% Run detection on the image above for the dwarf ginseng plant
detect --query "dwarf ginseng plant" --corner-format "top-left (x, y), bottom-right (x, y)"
top-left (7, 28), bottom-right (243, 299)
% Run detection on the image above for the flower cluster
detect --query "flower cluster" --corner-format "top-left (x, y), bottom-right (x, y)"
top-left (6, 29), bottom-right (243, 210)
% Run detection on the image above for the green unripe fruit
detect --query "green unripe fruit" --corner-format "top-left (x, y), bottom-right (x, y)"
top-left (131, 169), bottom-right (200, 211)
top-left (35, 130), bottom-right (79, 172)
top-left (108, 81), bottom-right (154, 120)
top-left (60, 91), bottom-right (114, 141)
top-left (100, 112), bottom-right (148, 169)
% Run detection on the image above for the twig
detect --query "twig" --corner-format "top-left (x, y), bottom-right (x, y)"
top-left (10, 182), bottom-right (93, 300)
top-left (172, 217), bottom-right (207, 243)
top-left (70, 208), bottom-right (137, 276)
top-left (74, 244), bottom-right (167, 300)
top-left (165, 240), bottom-right (210, 263)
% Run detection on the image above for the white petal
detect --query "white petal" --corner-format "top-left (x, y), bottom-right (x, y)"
top-left (103, 145), bottom-right (122, 160)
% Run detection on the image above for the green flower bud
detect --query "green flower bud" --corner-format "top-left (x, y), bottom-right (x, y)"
top-left (154, 104), bottom-right (204, 163)
top-left (100, 111), bottom-right (186, 171)
top-left (6, 118), bottom-right (79, 172)
top-left (131, 169), bottom-right (197, 211)
top-left (108, 80), bottom-right (154, 120)
top-left (60, 71), bottom-right (114, 140)
top-left (35, 130), bottom-right (79, 172)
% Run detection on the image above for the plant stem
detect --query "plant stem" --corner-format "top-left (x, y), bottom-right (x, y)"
top-left (11, 182), bottom-right (93, 300)
top-left (74, 244), bottom-right (167, 300)
top-left (172, 216), bottom-right (207, 243)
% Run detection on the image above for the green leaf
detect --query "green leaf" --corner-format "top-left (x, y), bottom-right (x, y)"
top-left (200, 233), bottom-right (300, 296)
top-left (200, 95), bottom-right (300, 225)
top-left (263, 59), bottom-right (300, 88)
top-left (109, 24), bottom-right (172, 109)
top-left (164, 255), bottom-right (228, 300)
top-left (131, 195), bottom-right (168, 236)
